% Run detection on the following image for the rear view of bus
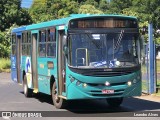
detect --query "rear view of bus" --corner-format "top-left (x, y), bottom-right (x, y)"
top-left (65, 15), bottom-right (142, 107)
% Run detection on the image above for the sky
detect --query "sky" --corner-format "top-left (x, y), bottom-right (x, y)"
top-left (21, 0), bottom-right (33, 8)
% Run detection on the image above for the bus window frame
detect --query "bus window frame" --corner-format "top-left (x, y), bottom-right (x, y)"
top-left (39, 29), bottom-right (47, 57)
top-left (22, 32), bottom-right (31, 56)
top-left (46, 27), bottom-right (56, 58)
top-left (11, 34), bottom-right (16, 55)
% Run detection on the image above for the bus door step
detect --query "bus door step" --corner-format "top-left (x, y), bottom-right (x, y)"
top-left (58, 95), bottom-right (67, 99)
top-left (33, 88), bottom-right (38, 93)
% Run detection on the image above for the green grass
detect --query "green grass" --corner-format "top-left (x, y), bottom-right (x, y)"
top-left (141, 59), bottom-right (160, 73)
top-left (157, 59), bottom-right (160, 74)
top-left (0, 58), bottom-right (11, 72)
top-left (142, 80), bottom-right (148, 92)
top-left (141, 59), bottom-right (160, 96)
top-left (142, 80), bottom-right (160, 96)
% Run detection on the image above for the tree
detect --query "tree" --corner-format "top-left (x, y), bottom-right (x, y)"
top-left (0, 0), bottom-right (32, 58)
top-left (80, 0), bottom-right (99, 7)
top-left (99, 0), bottom-right (110, 13)
top-left (0, 0), bottom-right (32, 31)
top-left (0, 24), bottom-right (18, 57)
top-left (29, 0), bottom-right (79, 23)
top-left (78, 4), bottom-right (103, 14)
top-left (106, 0), bottom-right (133, 14)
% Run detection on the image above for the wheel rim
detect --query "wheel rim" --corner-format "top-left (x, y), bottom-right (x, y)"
top-left (54, 85), bottom-right (60, 103)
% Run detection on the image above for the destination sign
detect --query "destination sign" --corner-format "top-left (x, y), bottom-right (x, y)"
top-left (69, 18), bottom-right (138, 28)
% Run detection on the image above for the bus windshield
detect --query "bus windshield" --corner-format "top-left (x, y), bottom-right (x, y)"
top-left (68, 32), bottom-right (140, 68)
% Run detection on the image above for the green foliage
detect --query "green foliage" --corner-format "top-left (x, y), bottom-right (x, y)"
top-left (80, 0), bottom-right (99, 7)
top-left (0, 58), bottom-right (11, 69)
top-left (78, 4), bottom-right (103, 14)
top-left (99, 0), bottom-right (109, 12)
top-left (0, 0), bottom-right (32, 32)
top-left (106, 0), bottom-right (133, 14)
top-left (0, 24), bottom-right (17, 58)
top-left (0, 0), bottom-right (31, 58)
top-left (155, 37), bottom-right (160, 44)
top-left (0, 58), bottom-right (11, 73)
top-left (29, 0), bottom-right (78, 23)
top-left (0, 31), bottom-right (10, 58)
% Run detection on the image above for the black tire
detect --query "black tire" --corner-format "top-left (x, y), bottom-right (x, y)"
top-left (23, 75), bottom-right (33, 97)
top-left (51, 82), bottom-right (66, 109)
top-left (106, 97), bottom-right (123, 107)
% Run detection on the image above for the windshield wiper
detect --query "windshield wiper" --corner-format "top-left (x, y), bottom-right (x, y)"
top-left (114, 30), bottom-right (124, 50)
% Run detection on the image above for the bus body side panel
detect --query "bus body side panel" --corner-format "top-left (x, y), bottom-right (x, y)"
top-left (11, 25), bottom-right (26, 83)
top-left (11, 33), bottom-right (22, 83)
top-left (11, 55), bottom-right (17, 82)
top-left (37, 57), bottom-right (57, 95)
top-left (21, 56), bottom-right (33, 89)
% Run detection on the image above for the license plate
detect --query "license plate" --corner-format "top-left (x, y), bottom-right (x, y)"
top-left (102, 90), bottom-right (114, 94)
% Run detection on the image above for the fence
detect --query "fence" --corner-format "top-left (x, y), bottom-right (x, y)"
top-left (141, 23), bottom-right (160, 94)
top-left (142, 44), bottom-right (160, 94)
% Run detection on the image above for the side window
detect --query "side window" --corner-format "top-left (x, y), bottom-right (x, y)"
top-left (22, 33), bottom-right (26, 55)
top-left (39, 30), bottom-right (46, 57)
top-left (12, 34), bottom-right (16, 55)
top-left (47, 28), bottom-right (56, 57)
top-left (27, 32), bottom-right (31, 55)
top-left (22, 32), bottom-right (31, 56)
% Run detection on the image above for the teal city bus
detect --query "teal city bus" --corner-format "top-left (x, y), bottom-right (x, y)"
top-left (11, 14), bottom-right (142, 109)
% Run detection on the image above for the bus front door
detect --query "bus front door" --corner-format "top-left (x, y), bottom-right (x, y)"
top-left (57, 29), bottom-right (66, 96)
top-left (31, 32), bottom-right (38, 93)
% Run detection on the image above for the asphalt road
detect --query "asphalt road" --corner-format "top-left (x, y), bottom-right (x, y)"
top-left (0, 72), bottom-right (160, 119)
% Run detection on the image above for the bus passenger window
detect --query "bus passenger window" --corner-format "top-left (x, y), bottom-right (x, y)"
top-left (40, 31), bottom-right (46, 42)
top-left (39, 30), bottom-right (46, 57)
top-left (12, 35), bottom-right (16, 55)
top-left (39, 44), bottom-right (46, 57)
top-left (47, 43), bottom-right (56, 57)
top-left (27, 32), bottom-right (31, 43)
top-left (46, 28), bottom-right (56, 57)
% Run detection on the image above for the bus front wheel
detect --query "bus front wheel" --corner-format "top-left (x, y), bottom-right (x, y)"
top-left (51, 82), bottom-right (66, 109)
top-left (106, 97), bottom-right (123, 107)
top-left (23, 75), bottom-right (33, 97)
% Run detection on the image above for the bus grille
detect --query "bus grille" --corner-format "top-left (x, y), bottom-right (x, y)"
top-left (88, 82), bottom-right (127, 87)
top-left (81, 71), bottom-right (132, 77)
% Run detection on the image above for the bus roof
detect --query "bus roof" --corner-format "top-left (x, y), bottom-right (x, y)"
top-left (11, 26), bottom-right (26, 33)
top-left (12, 14), bottom-right (137, 32)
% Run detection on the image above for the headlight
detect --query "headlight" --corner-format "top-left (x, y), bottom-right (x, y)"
top-left (83, 83), bottom-right (87, 88)
top-left (127, 81), bottom-right (132, 86)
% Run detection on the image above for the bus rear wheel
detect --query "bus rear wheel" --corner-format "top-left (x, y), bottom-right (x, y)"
top-left (106, 97), bottom-right (123, 107)
top-left (23, 75), bottom-right (33, 97)
top-left (51, 82), bottom-right (66, 109)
